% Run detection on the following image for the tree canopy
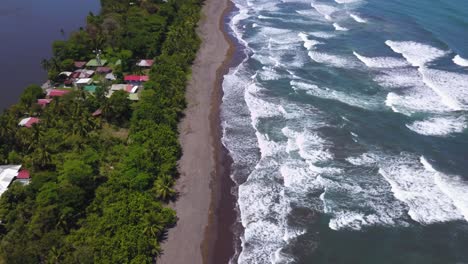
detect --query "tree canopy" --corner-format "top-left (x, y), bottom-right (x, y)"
top-left (0, 0), bottom-right (202, 262)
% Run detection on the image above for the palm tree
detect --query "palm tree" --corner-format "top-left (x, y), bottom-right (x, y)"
top-left (154, 174), bottom-right (175, 201)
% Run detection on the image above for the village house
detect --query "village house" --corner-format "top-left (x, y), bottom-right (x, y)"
top-left (124, 75), bottom-right (149, 84)
top-left (84, 85), bottom-right (100, 93)
top-left (136, 59), bottom-right (154, 68)
top-left (0, 165), bottom-right (31, 196)
top-left (18, 117), bottom-right (40, 128)
top-left (48, 89), bottom-right (71, 97)
top-left (105, 72), bottom-right (116, 81)
top-left (86, 59), bottom-right (108, 67)
top-left (37, 99), bottom-right (52, 107)
top-left (96, 67), bottom-right (112, 74)
top-left (107, 84), bottom-right (140, 100)
top-left (75, 78), bottom-right (93, 88)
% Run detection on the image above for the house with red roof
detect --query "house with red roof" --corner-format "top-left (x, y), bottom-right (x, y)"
top-left (37, 99), bottom-right (52, 107)
top-left (48, 89), bottom-right (71, 97)
top-left (124, 75), bottom-right (149, 82)
top-left (18, 117), bottom-right (40, 128)
top-left (136, 59), bottom-right (154, 67)
top-left (16, 170), bottom-right (31, 184)
top-left (96, 67), bottom-right (112, 74)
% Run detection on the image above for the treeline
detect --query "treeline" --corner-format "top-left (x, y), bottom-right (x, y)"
top-left (0, 0), bottom-right (202, 263)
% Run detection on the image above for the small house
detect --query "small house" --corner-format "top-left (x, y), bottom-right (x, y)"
top-left (86, 59), bottom-right (107, 67)
top-left (16, 170), bottom-right (31, 184)
top-left (124, 75), bottom-right (149, 83)
top-left (48, 89), bottom-right (71, 97)
top-left (37, 99), bottom-right (52, 107)
top-left (18, 117), bottom-right (40, 128)
top-left (105, 72), bottom-right (116, 81)
top-left (136, 59), bottom-right (154, 67)
top-left (84, 85), bottom-right (100, 93)
top-left (74, 61), bottom-right (87, 69)
top-left (0, 165), bottom-right (21, 196)
top-left (96, 67), bottom-right (112, 74)
top-left (107, 84), bottom-right (132, 98)
top-left (74, 69), bottom-right (95, 79)
top-left (75, 78), bottom-right (93, 88)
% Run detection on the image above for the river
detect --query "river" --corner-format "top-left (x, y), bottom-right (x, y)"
top-left (0, 0), bottom-right (100, 109)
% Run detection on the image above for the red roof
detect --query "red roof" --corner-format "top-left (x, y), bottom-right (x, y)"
top-left (125, 85), bottom-right (134, 93)
top-left (17, 170), bottom-right (30, 179)
top-left (74, 61), bottom-right (87, 68)
top-left (96, 67), bottom-right (112, 73)
top-left (124, 75), bottom-right (149, 82)
top-left (37, 99), bottom-right (52, 106)
top-left (25, 118), bottom-right (40, 128)
top-left (48, 89), bottom-right (71, 97)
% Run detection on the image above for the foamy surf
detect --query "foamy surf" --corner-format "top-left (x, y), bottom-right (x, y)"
top-left (353, 51), bottom-right (409, 68)
top-left (333, 23), bottom-right (349, 31)
top-left (421, 156), bottom-right (468, 222)
top-left (453, 55), bottom-right (468, 67)
top-left (385, 40), bottom-right (448, 67)
top-left (406, 116), bottom-right (467, 136)
top-left (379, 154), bottom-right (465, 224)
top-left (311, 3), bottom-right (338, 20)
top-left (298, 32), bottom-right (323, 50)
top-left (350, 13), bottom-right (367, 23)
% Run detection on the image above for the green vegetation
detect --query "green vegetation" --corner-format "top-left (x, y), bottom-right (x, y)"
top-left (0, 0), bottom-right (202, 262)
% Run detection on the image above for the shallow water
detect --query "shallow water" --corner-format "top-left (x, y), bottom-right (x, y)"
top-left (221, 0), bottom-right (468, 263)
top-left (0, 0), bottom-right (100, 109)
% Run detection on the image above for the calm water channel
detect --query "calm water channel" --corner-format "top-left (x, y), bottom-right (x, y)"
top-left (0, 0), bottom-right (100, 109)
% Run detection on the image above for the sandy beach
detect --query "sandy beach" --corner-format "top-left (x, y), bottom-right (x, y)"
top-left (157, 0), bottom-right (232, 263)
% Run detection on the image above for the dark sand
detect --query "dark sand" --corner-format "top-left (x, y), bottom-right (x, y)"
top-left (157, 0), bottom-right (235, 263)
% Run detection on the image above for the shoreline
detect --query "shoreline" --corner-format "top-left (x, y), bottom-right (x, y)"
top-left (157, 0), bottom-right (233, 263)
top-left (204, 0), bottom-right (239, 263)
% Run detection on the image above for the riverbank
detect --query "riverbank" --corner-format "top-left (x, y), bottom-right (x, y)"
top-left (157, 0), bottom-right (233, 263)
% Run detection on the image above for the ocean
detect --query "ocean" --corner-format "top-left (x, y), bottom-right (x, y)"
top-left (221, 0), bottom-right (468, 263)
top-left (0, 0), bottom-right (100, 109)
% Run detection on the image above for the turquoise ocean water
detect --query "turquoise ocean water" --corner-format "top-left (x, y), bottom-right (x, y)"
top-left (221, 0), bottom-right (468, 263)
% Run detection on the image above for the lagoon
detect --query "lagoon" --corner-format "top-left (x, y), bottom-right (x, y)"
top-left (0, 0), bottom-right (100, 109)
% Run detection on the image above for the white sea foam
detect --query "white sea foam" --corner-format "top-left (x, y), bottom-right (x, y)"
top-left (353, 52), bottom-right (409, 68)
top-left (311, 3), bottom-right (338, 20)
top-left (244, 83), bottom-right (283, 124)
top-left (335, 0), bottom-right (362, 3)
top-left (346, 152), bottom-right (379, 166)
top-left (320, 164), bottom-right (409, 230)
top-left (385, 40), bottom-right (448, 67)
top-left (375, 68), bottom-right (423, 88)
top-left (453, 55), bottom-right (468, 67)
top-left (406, 116), bottom-right (467, 136)
top-left (292, 80), bottom-right (381, 109)
top-left (379, 154), bottom-right (464, 224)
top-left (298, 32), bottom-right (323, 50)
top-left (258, 67), bottom-right (284, 80)
top-left (421, 157), bottom-right (468, 221)
top-left (333, 23), bottom-right (348, 31)
top-left (376, 68), bottom-right (452, 114)
top-left (349, 13), bottom-right (367, 23)
top-left (307, 51), bottom-right (357, 68)
top-left (309, 31), bottom-right (336, 39)
top-left (419, 67), bottom-right (468, 111)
